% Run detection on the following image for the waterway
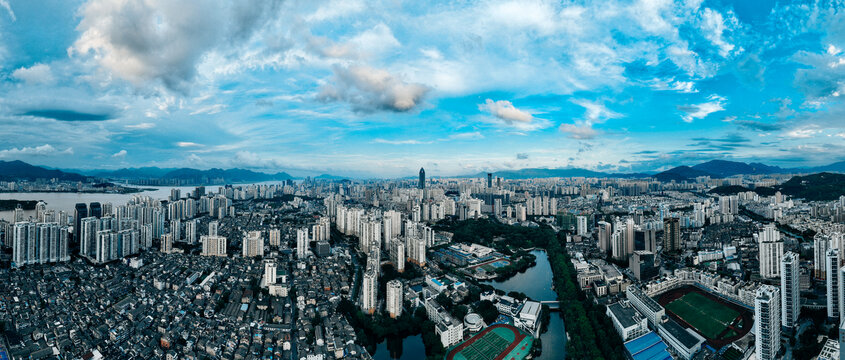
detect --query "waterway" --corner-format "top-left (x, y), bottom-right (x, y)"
top-left (482, 250), bottom-right (567, 360)
top-left (0, 182), bottom-right (288, 222)
top-left (372, 334), bottom-right (426, 360)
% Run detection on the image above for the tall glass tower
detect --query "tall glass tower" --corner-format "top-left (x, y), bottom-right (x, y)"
top-left (418, 168), bottom-right (425, 189)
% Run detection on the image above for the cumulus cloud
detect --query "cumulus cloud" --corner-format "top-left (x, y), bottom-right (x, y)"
top-left (70, 0), bottom-right (282, 93)
top-left (319, 65), bottom-right (429, 112)
top-left (478, 99), bottom-right (533, 123)
top-left (0, 144), bottom-right (73, 158)
top-left (785, 126), bottom-right (822, 139)
top-left (678, 95), bottom-right (726, 122)
top-left (111, 149), bottom-right (127, 158)
top-left (12, 63), bottom-right (54, 85)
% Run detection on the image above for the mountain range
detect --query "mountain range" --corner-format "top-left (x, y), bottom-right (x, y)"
top-left (2, 159), bottom-right (845, 184)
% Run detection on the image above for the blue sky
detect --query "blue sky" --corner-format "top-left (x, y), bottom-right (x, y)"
top-left (1, 0), bottom-right (844, 178)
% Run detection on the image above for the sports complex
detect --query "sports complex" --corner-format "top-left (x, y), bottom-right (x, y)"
top-left (656, 285), bottom-right (753, 348)
top-left (444, 324), bottom-right (533, 360)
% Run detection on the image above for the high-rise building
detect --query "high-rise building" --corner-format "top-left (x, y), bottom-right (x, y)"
top-left (781, 251), bottom-right (800, 329)
top-left (160, 233), bottom-right (173, 254)
top-left (577, 216), bottom-right (588, 236)
top-left (79, 216), bottom-right (99, 258)
top-left (597, 221), bottom-right (611, 253)
top-left (170, 219), bottom-right (181, 243)
top-left (418, 168), bottom-right (425, 189)
top-left (663, 217), bottom-right (680, 252)
top-left (361, 258), bottom-right (378, 314)
top-left (297, 228), bottom-right (309, 260)
top-left (759, 224), bottom-right (783, 278)
top-left (630, 251), bottom-right (658, 281)
top-left (184, 219), bottom-right (197, 245)
top-left (269, 228), bottom-right (281, 247)
top-left (389, 238), bottom-right (405, 272)
top-left (487, 173), bottom-right (493, 188)
top-left (264, 260), bottom-right (277, 286)
top-left (625, 218), bottom-right (635, 257)
top-left (816, 234), bottom-right (830, 280)
top-left (74, 203), bottom-right (87, 242)
top-left (755, 285), bottom-right (781, 360)
top-left (242, 231), bottom-right (264, 258)
top-left (829, 249), bottom-right (841, 319)
top-left (386, 279), bottom-right (403, 318)
top-left (201, 235), bottom-right (227, 256)
top-left (209, 221), bottom-right (219, 237)
top-left (89, 202), bottom-right (102, 219)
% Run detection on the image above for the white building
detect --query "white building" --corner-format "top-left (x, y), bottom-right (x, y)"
top-left (201, 235), bottom-right (226, 257)
top-left (361, 259), bottom-right (378, 314)
top-left (297, 228), bottom-right (309, 260)
top-left (242, 231), bottom-right (264, 258)
top-left (386, 279), bottom-right (403, 319)
top-left (755, 285), bottom-right (781, 360)
top-left (606, 301), bottom-right (649, 341)
top-left (758, 224), bottom-right (783, 278)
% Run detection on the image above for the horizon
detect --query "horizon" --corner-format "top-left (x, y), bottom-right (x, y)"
top-left (2, 1), bottom-right (845, 177)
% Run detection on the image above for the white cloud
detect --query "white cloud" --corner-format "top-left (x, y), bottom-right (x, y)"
top-left (785, 127), bottom-right (821, 139)
top-left (478, 99), bottom-right (533, 123)
top-left (679, 95), bottom-right (726, 122)
top-left (125, 122), bottom-right (156, 130)
top-left (571, 99), bottom-right (621, 124)
top-left (70, 0), bottom-right (283, 93)
top-left (0, 144), bottom-right (73, 158)
top-left (448, 131), bottom-right (484, 140)
top-left (559, 123), bottom-right (598, 139)
top-left (700, 7), bottom-right (736, 57)
top-left (372, 138), bottom-right (432, 145)
top-left (11, 63), bottom-right (55, 85)
top-left (319, 65), bottom-right (429, 112)
top-left (190, 104), bottom-right (226, 115)
top-left (0, 0), bottom-right (14, 21)
top-left (111, 149), bottom-right (127, 158)
top-left (305, 0), bottom-right (364, 22)
top-left (649, 78), bottom-right (697, 93)
top-left (177, 142), bottom-right (203, 147)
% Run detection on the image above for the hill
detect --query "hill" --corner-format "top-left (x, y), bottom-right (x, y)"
top-left (778, 172), bottom-right (845, 201)
top-left (691, 160), bottom-right (783, 178)
top-left (91, 166), bottom-right (294, 184)
top-left (653, 166), bottom-right (714, 182)
top-left (475, 168), bottom-right (651, 179)
top-left (0, 160), bottom-right (88, 182)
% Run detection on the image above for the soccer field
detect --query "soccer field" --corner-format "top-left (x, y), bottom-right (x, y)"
top-left (665, 291), bottom-right (740, 339)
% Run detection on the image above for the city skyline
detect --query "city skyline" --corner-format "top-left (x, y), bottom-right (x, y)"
top-left (2, 0), bottom-right (845, 178)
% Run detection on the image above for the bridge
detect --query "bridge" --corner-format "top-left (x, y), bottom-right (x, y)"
top-left (539, 300), bottom-right (560, 310)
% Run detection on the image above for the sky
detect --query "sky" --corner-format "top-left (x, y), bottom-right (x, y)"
top-left (1, 0), bottom-right (845, 178)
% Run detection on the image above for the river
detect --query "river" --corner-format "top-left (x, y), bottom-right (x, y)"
top-left (0, 182), bottom-right (289, 222)
top-left (482, 249), bottom-right (567, 360)
top-left (372, 334), bottom-right (426, 360)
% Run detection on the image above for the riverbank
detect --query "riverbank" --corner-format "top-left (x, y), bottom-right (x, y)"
top-left (0, 199), bottom-right (38, 211)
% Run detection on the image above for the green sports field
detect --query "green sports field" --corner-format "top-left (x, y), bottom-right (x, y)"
top-left (664, 291), bottom-right (739, 339)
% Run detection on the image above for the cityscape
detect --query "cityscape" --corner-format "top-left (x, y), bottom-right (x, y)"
top-left (2, 1), bottom-right (845, 360)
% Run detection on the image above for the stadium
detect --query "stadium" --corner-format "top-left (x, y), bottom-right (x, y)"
top-left (444, 324), bottom-right (533, 360)
top-left (656, 285), bottom-right (753, 348)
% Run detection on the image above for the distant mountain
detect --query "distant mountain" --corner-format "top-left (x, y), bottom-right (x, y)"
top-left (0, 160), bottom-right (88, 182)
top-left (93, 166), bottom-right (294, 184)
top-left (653, 166), bottom-right (714, 182)
top-left (807, 161), bottom-right (845, 173)
top-left (476, 168), bottom-right (651, 179)
top-left (314, 174), bottom-right (348, 180)
top-left (92, 167), bottom-right (177, 179)
top-left (690, 160), bottom-right (784, 178)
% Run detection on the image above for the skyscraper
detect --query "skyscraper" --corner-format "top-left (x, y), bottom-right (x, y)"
top-left (487, 172), bottom-right (492, 188)
top-left (829, 249), bottom-right (841, 319)
top-left (781, 251), bottom-right (800, 329)
top-left (755, 285), bottom-right (781, 360)
top-left (89, 202), bottom-right (102, 219)
top-left (816, 234), bottom-right (830, 280)
top-left (663, 217), bottom-right (680, 252)
top-left (418, 167), bottom-right (425, 189)
top-left (361, 258), bottom-right (378, 314)
top-left (759, 224), bottom-right (783, 278)
top-left (242, 231), bottom-right (264, 258)
top-left (74, 203), bottom-right (87, 243)
top-left (297, 228), bottom-right (309, 260)
top-left (386, 279), bottom-right (403, 318)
